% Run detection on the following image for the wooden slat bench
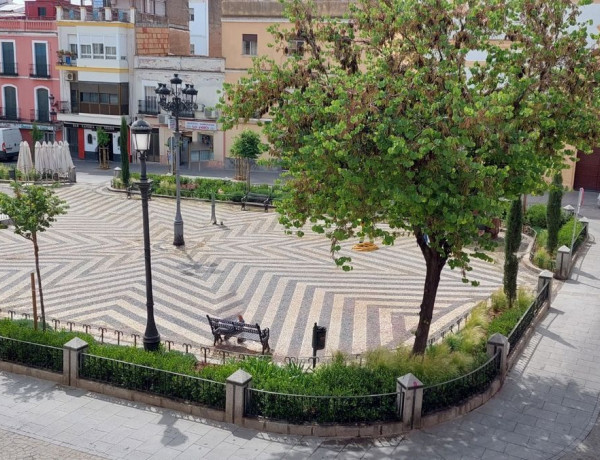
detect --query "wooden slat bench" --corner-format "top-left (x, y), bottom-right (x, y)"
top-left (241, 192), bottom-right (272, 212)
top-left (206, 314), bottom-right (270, 354)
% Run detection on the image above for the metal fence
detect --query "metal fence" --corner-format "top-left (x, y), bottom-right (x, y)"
top-left (507, 280), bottom-right (549, 355)
top-left (421, 351), bottom-right (501, 415)
top-left (0, 336), bottom-right (63, 373)
top-left (79, 353), bottom-right (226, 410)
top-left (245, 387), bottom-right (399, 424)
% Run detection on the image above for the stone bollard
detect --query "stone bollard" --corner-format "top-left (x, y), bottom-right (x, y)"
top-left (538, 270), bottom-right (553, 305)
top-left (580, 217), bottom-right (589, 238)
top-left (62, 337), bottom-right (89, 387)
top-left (487, 333), bottom-right (510, 379)
top-left (397, 373), bottom-right (423, 429)
top-left (226, 369), bottom-right (252, 424)
top-left (554, 246), bottom-right (570, 280)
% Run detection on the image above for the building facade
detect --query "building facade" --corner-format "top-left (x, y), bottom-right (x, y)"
top-left (0, 0), bottom-right (65, 146)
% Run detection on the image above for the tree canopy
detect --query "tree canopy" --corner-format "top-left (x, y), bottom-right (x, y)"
top-left (221, 0), bottom-right (600, 353)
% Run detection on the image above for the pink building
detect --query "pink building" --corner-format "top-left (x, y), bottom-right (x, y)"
top-left (0, 1), bottom-right (67, 146)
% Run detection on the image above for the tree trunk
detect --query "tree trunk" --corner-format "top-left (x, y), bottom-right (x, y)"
top-left (412, 231), bottom-right (448, 355)
top-left (246, 157), bottom-right (251, 192)
top-left (32, 233), bottom-right (46, 331)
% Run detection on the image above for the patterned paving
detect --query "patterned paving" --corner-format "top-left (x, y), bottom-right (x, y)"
top-left (0, 183), bottom-right (538, 358)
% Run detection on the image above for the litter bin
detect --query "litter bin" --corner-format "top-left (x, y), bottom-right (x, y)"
top-left (8, 168), bottom-right (16, 181)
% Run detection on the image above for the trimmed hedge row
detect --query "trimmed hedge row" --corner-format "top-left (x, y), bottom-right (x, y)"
top-left (0, 288), bottom-right (537, 423)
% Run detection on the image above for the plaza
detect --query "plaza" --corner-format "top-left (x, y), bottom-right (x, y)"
top-left (0, 173), bottom-right (536, 360)
top-left (0, 169), bottom-right (600, 459)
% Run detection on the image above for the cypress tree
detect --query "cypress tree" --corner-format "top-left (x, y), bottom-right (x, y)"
top-left (504, 198), bottom-right (523, 307)
top-left (546, 174), bottom-right (563, 254)
top-left (119, 117), bottom-right (130, 186)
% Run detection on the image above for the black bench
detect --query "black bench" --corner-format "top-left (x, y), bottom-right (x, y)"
top-left (241, 192), bottom-right (272, 212)
top-left (126, 182), bottom-right (152, 200)
top-left (206, 314), bottom-right (270, 354)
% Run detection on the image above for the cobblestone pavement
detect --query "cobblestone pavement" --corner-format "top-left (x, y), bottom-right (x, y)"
top-left (0, 181), bottom-right (536, 360)
top-left (0, 427), bottom-right (105, 460)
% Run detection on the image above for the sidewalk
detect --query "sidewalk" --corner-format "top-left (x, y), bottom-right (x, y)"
top-left (69, 159), bottom-right (284, 186)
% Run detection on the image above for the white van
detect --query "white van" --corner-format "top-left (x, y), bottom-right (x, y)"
top-left (0, 127), bottom-right (22, 161)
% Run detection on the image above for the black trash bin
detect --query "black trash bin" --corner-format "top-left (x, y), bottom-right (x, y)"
top-left (8, 168), bottom-right (16, 181)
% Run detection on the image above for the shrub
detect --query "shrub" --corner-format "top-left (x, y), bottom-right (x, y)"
top-left (524, 204), bottom-right (547, 229)
top-left (491, 290), bottom-right (508, 313)
top-left (558, 218), bottom-right (585, 249)
top-left (533, 247), bottom-right (554, 270)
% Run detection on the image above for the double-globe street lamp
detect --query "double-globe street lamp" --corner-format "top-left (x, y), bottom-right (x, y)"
top-left (131, 118), bottom-right (161, 351)
top-left (155, 74), bottom-right (198, 247)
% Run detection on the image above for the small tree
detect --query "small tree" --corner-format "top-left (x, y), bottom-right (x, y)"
top-left (0, 183), bottom-right (68, 330)
top-left (31, 123), bottom-right (44, 144)
top-left (230, 130), bottom-right (264, 191)
top-left (504, 198), bottom-right (522, 307)
top-left (119, 117), bottom-right (130, 186)
top-left (546, 174), bottom-right (564, 254)
top-left (97, 127), bottom-right (110, 169)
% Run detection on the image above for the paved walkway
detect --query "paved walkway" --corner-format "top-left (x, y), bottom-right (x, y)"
top-left (0, 218), bottom-right (598, 459)
top-left (0, 181), bottom-right (532, 359)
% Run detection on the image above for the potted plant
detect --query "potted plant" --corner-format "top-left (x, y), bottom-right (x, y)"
top-left (56, 50), bottom-right (65, 64)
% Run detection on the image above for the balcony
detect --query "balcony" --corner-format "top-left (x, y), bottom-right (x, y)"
top-left (30, 109), bottom-right (56, 123)
top-left (58, 6), bottom-right (131, 23)
top-left (138, 99), bottom-right (159, 115)
top-left (0, 63), bottom-right (18, 76)
top-left (30, 64), bottom-right (51, 79)
top-left (0, 107), bottom-right (21, 121)
top-left (58, 101), bottom-right (71, 114)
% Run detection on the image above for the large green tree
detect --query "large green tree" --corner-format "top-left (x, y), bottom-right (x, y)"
top-left (0, 184), bottom-right (68, 330)
top-left (221, 0), bottom-right (600, 354)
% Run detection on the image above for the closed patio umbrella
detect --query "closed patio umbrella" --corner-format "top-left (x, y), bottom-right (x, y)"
top-left (16, 141), bottom-right (33, 179)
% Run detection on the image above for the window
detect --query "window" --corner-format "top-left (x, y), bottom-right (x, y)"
top-left (80, 44), bottom-right (91, 59)
top-left (38, 7), bottom-right (47, 17)
top-left (87, 134), bottom-right (93, 144)
top-left (92, 43), bottom-right (104, 59)
top-left (242, 34), bottom-right (257, 56)
top-left (69, 44), bottom-right (78, 58)
top-left (105, 46), bottom-right (117, 60)
top-left (189, 8), bottom-right (194, 21)
top-left (287, 39), bottom-right (305, 56)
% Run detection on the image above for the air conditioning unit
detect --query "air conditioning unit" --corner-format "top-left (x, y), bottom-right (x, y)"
top-left (65, 72), bottom-right (77, 81)
top-left (158, 114), bottom-right (170, 125)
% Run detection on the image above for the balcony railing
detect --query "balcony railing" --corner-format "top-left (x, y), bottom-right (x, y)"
top-left (58, 101), bottom-right (71, 114)
top-left (0, 107), bottom-right (21, 121)
top-left (0, 63), bottom-right (18, 76)
top-left (138, 99), bottom-right (160, 115)
top-left (29, 64), bottom-right (51, 79)
top-left (30, 109), bottom-right (56, 123)
top-left (180, 109), bottom-right (196, 119)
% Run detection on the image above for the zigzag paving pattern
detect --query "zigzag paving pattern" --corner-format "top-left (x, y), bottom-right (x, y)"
top-left (0, 183), bottom-right (539, 358)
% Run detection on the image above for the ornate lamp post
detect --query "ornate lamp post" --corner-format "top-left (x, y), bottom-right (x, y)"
top-left (130, 118), bottom-right (161, 351)
top-left (155, 74), bottom-right (198, 247)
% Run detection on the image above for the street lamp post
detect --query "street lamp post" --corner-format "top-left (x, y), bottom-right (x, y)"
top-left (131, 118), bottom-right (161, 351)
top-left (155, 74), bottom-right (198, 247)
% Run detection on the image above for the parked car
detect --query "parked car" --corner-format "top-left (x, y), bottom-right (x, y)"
top-left (0, 128), bottom-right (22, 161)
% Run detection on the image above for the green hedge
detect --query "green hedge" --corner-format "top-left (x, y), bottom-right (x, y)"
top-left (114, 173), bottom-right (288, 202)
top-left (0, 290), bottom-right (538, 423)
